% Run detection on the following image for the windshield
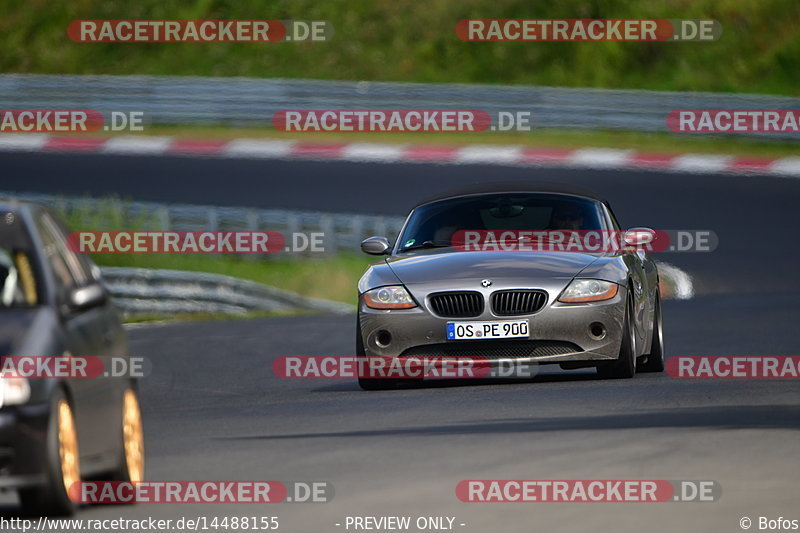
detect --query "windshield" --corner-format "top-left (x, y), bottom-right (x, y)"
top-left (397, 193), bottom-right (607, 252)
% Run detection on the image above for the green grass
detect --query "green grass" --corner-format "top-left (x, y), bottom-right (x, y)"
top-left (2, 0), bottom-right (799, 95)
top-left (94, 252), bottom-right (375, 306)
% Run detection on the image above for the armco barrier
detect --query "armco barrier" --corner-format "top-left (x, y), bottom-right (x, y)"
top-left (1, 74), bottom-right (798, 138)
top-left (0, 190), bottom-right (405, 254)
top-left (101, 266), bottom-right (354, 317)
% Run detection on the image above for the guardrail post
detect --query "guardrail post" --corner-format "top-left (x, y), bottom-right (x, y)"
top-left (350, 216), bottom-right (364, 250)
top-left (207, 208), bottom-right (219, 231)
top-left (158, 207), bottom-right (171, 230)
top-left (246, 209), bottom-right (259, 231)
top-left (320, 215), bottom-right (336, 255)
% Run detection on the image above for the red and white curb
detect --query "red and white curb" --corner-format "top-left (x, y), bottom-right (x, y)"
top-left (2, 134), bottom-right (798, 176)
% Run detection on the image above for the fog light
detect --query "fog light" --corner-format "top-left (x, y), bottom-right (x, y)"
top-left (589, 322), bottom-right (606, 339)
top-left (375, 330), bottom-right (392, 348)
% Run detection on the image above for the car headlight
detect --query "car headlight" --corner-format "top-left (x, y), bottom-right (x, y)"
top-left (363, 286), bottom-right (417, 309)
top-left (558, 279), bottom-right (619, 303)
top-left (0, 376), bottom-right (31, 408)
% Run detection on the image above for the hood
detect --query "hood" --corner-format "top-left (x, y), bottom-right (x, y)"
top-left (385, 250), bottom-right (599, 285)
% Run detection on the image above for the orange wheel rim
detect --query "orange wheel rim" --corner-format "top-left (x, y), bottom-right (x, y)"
top-left (122, 389), bottom-right (145, 483)
top-left (57, 399), bottom-right (80, 500)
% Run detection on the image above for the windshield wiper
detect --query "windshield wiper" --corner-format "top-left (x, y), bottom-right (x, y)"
top-left (400, 240), bottom-right (452, 252)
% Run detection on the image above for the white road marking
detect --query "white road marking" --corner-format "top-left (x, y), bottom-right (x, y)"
top-left (223, 139), bottom-right (295, 158)
top-left (769, 157), bottom-right (800, 177)
top-left (455, 145), bottom-right (524, 164)
top-left (671, 154), bottom-right (733, 173)
top-left (342, 143), bottom-right (406, 162)
top-left (102, 136), bottom-right (172, 154)
top-left (0, 134), bottom-right (48, 151)
top-left (568, 148), bottom-right (635, 167)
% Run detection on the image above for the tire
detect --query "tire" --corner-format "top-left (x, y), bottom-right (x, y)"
top-left (639, 288), bottom-right (665, 373)
top-left (19, 389), bottom-right (80, 516)
top-left (597, 289), bottom-right (636, 379)
top-left (356, 316), bottom-right (400, 391)
top-left (103, 387), bottom-right (145, 487)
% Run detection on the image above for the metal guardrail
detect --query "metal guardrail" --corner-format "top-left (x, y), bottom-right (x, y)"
top-left (1, 74), bottom-right (799, 138)
top-left (0, 190), bottom-right (405, 254)
top-left (101, 267), bottom-right (354, 316)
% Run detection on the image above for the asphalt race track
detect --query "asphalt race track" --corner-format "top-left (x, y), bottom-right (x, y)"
top-left (1, 151), bottom-right (799, 532)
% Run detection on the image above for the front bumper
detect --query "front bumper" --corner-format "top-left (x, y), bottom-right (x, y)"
top-left (358, 285), bottom-right (627, 365)
top-left (0, 403), bottom-right (50, 490)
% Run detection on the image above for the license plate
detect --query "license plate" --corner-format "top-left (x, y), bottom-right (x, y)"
top-left (446, 319), bottom-right (529, 340)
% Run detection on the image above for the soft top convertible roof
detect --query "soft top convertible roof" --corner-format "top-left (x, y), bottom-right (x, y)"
top-left (413, 181), bottom-right (608, 209)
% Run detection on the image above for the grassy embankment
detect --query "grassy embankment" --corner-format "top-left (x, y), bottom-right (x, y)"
top-left (2, 0), bottom-right (798, 95)
top-left (5, 0), bottom-right (798, 155)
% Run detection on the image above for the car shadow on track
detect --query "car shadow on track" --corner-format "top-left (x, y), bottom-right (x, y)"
top-left (212, 405), bottom-right (800, 441)
top-left (309, 369), bottom-right (661, 393)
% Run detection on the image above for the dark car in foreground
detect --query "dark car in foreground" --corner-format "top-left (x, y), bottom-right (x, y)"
top-left (356, 183), bottom-right (664, 390)
top-left (0, 200), bottom-right (144, 515)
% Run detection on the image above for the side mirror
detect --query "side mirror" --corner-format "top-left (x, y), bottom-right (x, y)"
top-left (622, 227), bottom-right (655, 247)
top-left (68, 283), bottom-right (107, 311)
top-left (361, 236), bottom-right (391, 255)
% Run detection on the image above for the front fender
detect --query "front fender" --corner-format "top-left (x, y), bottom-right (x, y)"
top-left (576, 254), bottom-right (652, 356)
top-left (358, 261), bottom-right (404, 294)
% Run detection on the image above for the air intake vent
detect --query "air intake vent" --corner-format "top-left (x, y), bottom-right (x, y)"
top-left (401, 340), bottom-right (582, 360)
top-left (491, 290), bottom-right (547, 316)
top-left (428, 291), bottom-right (484, 318)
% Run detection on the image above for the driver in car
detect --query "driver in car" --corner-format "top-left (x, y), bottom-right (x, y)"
top-left (550, 203), bottom-right (586, 231)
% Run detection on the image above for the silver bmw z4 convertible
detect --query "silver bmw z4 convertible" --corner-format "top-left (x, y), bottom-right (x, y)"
top-left (356, 182), bottom-right (664, 390)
